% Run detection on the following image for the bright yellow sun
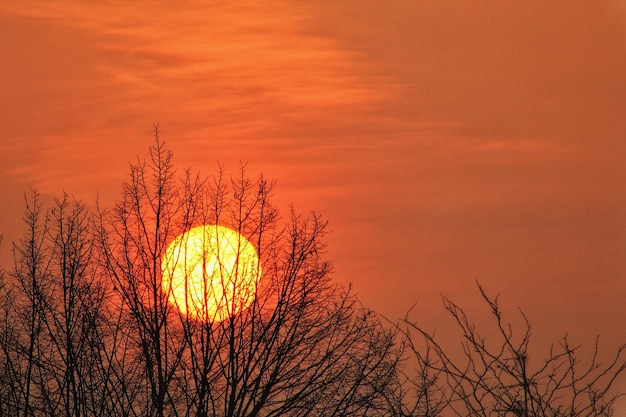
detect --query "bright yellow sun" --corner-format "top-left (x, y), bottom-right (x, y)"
top-left (161, 225), bottom-right (261, 322)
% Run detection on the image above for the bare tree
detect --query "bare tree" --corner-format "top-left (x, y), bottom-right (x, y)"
top-left (96, 129), bottom-right (402, 417)
top-left (40, 194), bottom-right (111, 417)
top-left (97, 129), bottom-right (191, 417)
top-left (400, 283), bottom-right (626, 417)
top-left (0, 189), bottom-right (143, 417)
top-left (4, 190), bottom-right (53, 417)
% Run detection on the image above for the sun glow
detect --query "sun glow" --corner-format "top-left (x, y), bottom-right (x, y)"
top-left (161, 225), bottom-right (261, 322)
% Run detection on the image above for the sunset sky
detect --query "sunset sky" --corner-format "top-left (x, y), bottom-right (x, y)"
top-left (1, 0), bottom-right (625, 388)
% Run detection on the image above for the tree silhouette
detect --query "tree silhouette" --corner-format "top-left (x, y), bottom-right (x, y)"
top-left (94, 127), bottom-right (401, 417)
top-left (0, 130), bottom-right (624, 417)
top-left (398, 284), bottom-right (626, 417)
top-left (0, 191), bottom-right (116, 417)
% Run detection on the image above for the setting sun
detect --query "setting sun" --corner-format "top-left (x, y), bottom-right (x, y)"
top-left (161, 225), bottom-right (261, 322)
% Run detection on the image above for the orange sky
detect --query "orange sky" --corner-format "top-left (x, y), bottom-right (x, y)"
top-left (1, 0), bottom-right (625, 395)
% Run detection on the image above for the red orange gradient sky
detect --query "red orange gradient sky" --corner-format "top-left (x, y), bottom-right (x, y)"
top-left (1, 0), bottom-right (625, 390)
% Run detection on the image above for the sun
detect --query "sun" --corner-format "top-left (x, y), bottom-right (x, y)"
top-left (161, 225), bottom-right (261, 322)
